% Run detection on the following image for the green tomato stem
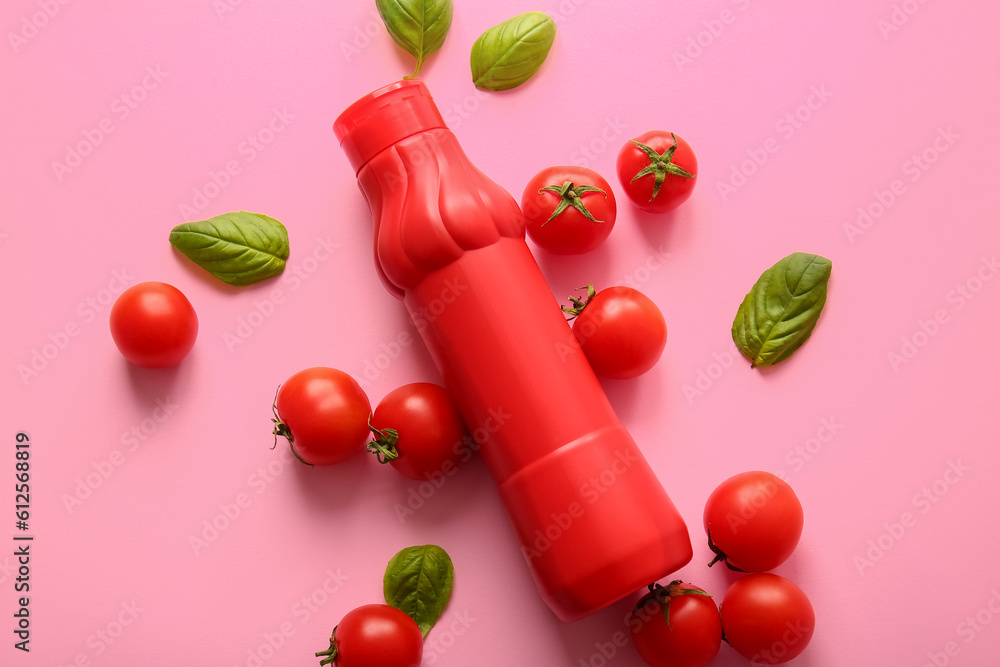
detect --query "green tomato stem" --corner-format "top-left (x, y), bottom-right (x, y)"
top-left (560, 284), bottom-right (597, 320)
top-left (705, 529), bottom-right (746, 572)
top-left (315, 627), bottom-right (339, 665)
top-left (537, 180), bottom-right (607, 225)
top-left (367, 418), bottom-right (400, 464)
top-left (628, 133), bottom-right (694, 201)
top-left (271, 384), bottom-right (314, 467)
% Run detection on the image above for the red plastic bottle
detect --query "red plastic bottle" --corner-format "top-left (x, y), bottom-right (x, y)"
top-left (334, 80), bottom-right (691, 621)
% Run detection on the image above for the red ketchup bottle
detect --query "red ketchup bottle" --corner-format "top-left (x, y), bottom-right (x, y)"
top-left (334, 80), bottom-right (691, 622)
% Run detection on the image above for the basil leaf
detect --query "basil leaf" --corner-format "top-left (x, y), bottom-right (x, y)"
top-left (732, 252), bottom-right (832, 367)
top-left (169, 212), bottom-right (289, 286)
top-left (383, 544), bottom-right (454, 638)
top-left (376, 0), bottom-right (453, 79)
top-left (471, 11), bottom-right (556, 91)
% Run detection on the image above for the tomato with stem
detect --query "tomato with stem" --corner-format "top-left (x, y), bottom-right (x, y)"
top-left (703, 471), bottom-right (803, 572)
top-left (368, 382), bottom-right (470, 480)
top-left (315, 604), bottom-right (422, 667)
top-left (562, 284), bottom-right (667, 379)
top-left (521, 165), bottom-right (616, 254)
top-left (616, 131), bottom-right (697, 213)
top-left (629, 581), bottom-right (722, 667)
top-left (271, 367), bottom-right (371, 467)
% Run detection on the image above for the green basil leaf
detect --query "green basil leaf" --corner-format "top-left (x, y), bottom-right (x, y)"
top-left (383, 544), bottom-right (454, 638)
top-left (732, 252), bottom-right (832, 367)
top-left (471, 11), bottom-right (556, 91)
top-left (376, 0), bottom-right (453, 79)
top-left (169, 211), bottom-right (289, 286)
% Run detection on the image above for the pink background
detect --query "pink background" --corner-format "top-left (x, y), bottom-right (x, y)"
top-left (3, 0), bottom-right (999, 665)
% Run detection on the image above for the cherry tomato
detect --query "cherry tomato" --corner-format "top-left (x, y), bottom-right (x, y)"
top-left (109, 281), bottom-right (198, 368)
top-left (271, 367), bottom-right (371, 466)
top-left (315, 604), bottom-right (423, 667)
top-left (703, 471), bottom-right (803, 572)
top-left (720, 573), bottom-right (815, 665)
top-left (368, 382), bottom-right (470, 480)
top-left (616, 131), bottom-right (697, 213)
top-left (563, 285), bottom-right (667, 379)
top-left (629, 581), bottom-right (722, 667)
top-left (521, 165), bottom-right (616, 254)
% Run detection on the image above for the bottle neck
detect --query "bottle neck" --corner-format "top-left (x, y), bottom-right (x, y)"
top-left (334, 80), bottom-right (447, 174)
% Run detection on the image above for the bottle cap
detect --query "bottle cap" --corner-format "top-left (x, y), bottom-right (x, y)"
top-left (334, 80), bottom-right (447, 173)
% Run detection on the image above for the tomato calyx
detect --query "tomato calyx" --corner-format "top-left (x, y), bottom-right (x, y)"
top-left (636, 580), bottom-right (713, 629)
top-left (367, 417), bottom-right (401, 464)
top-left (629, 133), bottom-right (694, 201)
top-left (560, 284), bottom-right (596, 320)
top-left (315, 626), bottom-right (339, 665)
top-left (706, 526), bottom-right (747, 572)
top-left (270, 385), bottom-right (315, 468)
top-left (537, 180), bottom-right (608, 225)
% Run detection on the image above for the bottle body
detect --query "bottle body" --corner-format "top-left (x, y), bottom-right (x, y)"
top-left (335, 81), bottom-right (691, 621)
